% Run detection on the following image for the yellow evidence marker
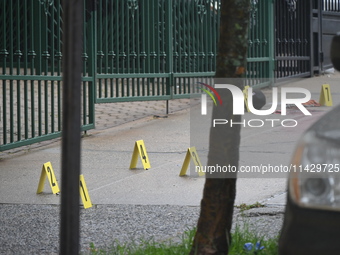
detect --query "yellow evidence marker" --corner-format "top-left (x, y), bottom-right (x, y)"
top-left (37, 161), bottom-right (60, 195)
top-left (243, 85), bottom-right (250, 112)
top-left (319, 84), bottom-right (333, 106)
top-left (179, 146), bottom-right (205, 176)
top-left (129, 140), bottom-right (151, 170)
top-left (79, 174), bottom-right (92, 209)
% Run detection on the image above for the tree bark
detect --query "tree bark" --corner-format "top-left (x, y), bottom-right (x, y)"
top-left (190, 1), bottom-right (251, 254)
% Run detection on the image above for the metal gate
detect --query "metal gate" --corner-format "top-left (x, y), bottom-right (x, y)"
top-left (275, 0), bottom-right (312, 80)
top-left (93, 0), bottom-right (219, 103)
top-left (0, 0), bottom-right (220, 151)
top-left (312, 0), bottom-right (340, 73)
top-left (0, 0), bottom-right (95, 151)
top-left (247, 0), bottom-right (275, 88)
top-left (3, 0), bottom-right (340, 151)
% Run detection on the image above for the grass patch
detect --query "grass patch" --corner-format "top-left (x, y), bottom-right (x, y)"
top-left (235, 202), bottom-right (265, 212)
top-left (86, 225), bottom-right (278, 255)
top-left (87, 229), bottom-right (194, 255)
top-left (230, 224), bottom-right (279, 254)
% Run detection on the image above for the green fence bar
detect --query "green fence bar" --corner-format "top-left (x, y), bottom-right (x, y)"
top-left (0, 0), bottom-right (94, 151)
top-left (2, 0), bottom-right (326, 151)
top-left (94, 0), bottom-right (220, 104)
top-left (246, 0), bottom-right (274, 88)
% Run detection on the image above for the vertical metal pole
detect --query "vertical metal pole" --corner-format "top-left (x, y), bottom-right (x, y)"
top-left (318, 0), bottom-right (323, 73)
top-left (166, 100), bottom-right (169, 115)
top-left (268, 0), bottom-right (275, 86)
top-left (165, 0), bottom-right (173, 99)
top-left (60, 0), bottom-right (83, 254)
top-left (310, 0), bottom-right (315, 77)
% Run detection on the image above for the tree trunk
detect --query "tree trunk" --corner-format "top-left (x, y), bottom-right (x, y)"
top-left (190, 1), bottom-right (251, 254)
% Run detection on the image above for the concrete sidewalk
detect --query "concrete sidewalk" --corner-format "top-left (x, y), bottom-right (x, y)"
top-left (1, 73), bottom-right (340, 208)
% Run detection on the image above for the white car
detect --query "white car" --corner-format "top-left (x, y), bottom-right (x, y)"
top-left (279, 32), bottom-right (340, 255)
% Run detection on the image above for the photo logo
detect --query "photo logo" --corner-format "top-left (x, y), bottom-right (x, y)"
top-left (198, 83), bottom-right (312, 128)
top-left (197, 82), bottom-right (222, 115)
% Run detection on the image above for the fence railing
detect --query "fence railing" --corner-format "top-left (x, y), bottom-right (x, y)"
top-left (2, 0), bottom-right (340, 151)
top-left (93, 0), bottom-right (219, 103)
top-left (0, 0), bottom-right (95, 151)
top-left (275, 0), bottom-right (312, 80)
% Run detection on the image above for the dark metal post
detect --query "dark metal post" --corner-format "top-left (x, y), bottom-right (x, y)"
top-left (60, 0), bottom-right (83, 254)
top-left (166, 100), bottom-right (169, 115)
top-left (318, 0), bottom-right (323, 73)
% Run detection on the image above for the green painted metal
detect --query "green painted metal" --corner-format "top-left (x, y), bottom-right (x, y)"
top-left (246, 0), bottom-right (275, 88)
top-left (0, 0), bottom-right (266, 151)
top-left (1, 0), bottom-right (297, 151)
top-left (94, 0), bottom-right (220, 103)
top-left (1, 0), bottom-right (220, 151)
top-left (0, 0), bottom-right (95, 151)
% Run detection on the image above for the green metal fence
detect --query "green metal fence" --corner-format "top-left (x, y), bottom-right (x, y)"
top-left (247, 0), bottom-right (275, 88)
top-left (2, 0), bottom-right (324, 151)
top-left (172, 0), bottom-right (219, 97)
top-left (0, 0), bottom-right (95, 151)
top-left (93, 0), bottom-right (219, 103)
top-left (0, 0), bottom-right (220, 151)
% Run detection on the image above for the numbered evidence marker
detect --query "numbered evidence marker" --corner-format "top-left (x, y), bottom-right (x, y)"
top-left (37, 162), bottom-right (60, 195)
top-left (179, 147), bottom-right (205, 176)
top-left (319, 84), bottom-right (333, 106)
top-left (129, 140), bottom-right (151, 170)
top-left (79, 174), bottom-right (92, 209)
